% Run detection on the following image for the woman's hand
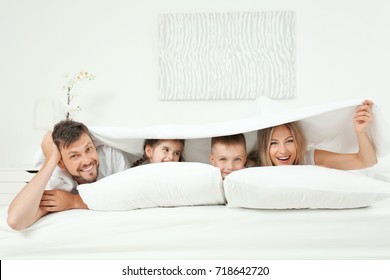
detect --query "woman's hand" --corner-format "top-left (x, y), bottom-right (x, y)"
top-left (354, 100), bottom-right (373, 134)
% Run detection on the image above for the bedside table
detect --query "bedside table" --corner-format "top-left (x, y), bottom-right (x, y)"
top-left (0, 169), bottom-right (38, 206)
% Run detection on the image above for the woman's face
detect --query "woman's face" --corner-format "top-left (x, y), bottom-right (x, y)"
top-left (145, 140), bottom-right (183, 163)
top-left (269, 125), bottom-right (297, 166)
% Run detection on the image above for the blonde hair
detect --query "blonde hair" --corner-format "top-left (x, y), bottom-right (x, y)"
top-left (253, 122), bottom-right (307, 166)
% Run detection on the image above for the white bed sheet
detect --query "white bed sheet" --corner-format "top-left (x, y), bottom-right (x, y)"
top-left (1, 199), bottom-right (390, 260)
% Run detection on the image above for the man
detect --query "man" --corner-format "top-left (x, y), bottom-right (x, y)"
top-left (7, 120), bottom-right (130, 230)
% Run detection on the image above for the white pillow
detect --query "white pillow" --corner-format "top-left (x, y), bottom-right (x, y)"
top-left (78, 162), bottom-right (224, 210)
top-left (223, 165), bottom-right (390, 209)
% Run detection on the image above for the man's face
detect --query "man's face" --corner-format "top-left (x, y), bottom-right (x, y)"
top-left (209, 143), bottom-right (246, 179)
top-left (58, 133), bottom-right (99, 184)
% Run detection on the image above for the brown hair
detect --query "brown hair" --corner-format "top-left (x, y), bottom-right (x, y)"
top-left (252, 122), bottom-right (307, 166)
top-left (211, 133), bottom-right (246, 154)
top-left (52, 120), bottom-right (93, 150)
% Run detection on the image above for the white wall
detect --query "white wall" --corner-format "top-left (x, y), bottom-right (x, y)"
top-left (1, 0), bottom-right (389, 170)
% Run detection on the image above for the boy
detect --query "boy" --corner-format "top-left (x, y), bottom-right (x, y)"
top-left (7, 120), bottom-right (130, 230)
top-left (209, 133), bottom-right (247, 179)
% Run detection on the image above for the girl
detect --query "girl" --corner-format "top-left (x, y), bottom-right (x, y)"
top-left (131, 139), bottom-right (185, 167)
top-left (249, 100), bottom-right (377, 170)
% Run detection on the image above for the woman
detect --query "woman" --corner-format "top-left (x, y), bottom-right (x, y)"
top-left (249, 100), bottom-right (377, 170)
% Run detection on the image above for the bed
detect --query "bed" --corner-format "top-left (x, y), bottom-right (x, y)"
top-left (1, 97), bottom-right (390, 260)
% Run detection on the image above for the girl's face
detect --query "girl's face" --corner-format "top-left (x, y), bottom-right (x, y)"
top-left (145, 140), bottom-right (183, 163)
top-left (269, 125), bottom-right (297, 166)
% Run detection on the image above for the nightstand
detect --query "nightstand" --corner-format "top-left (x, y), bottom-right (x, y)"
top-left (0, 169), bottom-right (38, 206)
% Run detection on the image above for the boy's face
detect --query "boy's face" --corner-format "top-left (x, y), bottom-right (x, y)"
top-left (58, 133), bottom-right (99, 184)
top-left (209, 142), bottom-right (246, 179)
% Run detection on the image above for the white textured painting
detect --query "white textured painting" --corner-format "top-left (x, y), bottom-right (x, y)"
top-left (159, 11), bottom-right (296, 100)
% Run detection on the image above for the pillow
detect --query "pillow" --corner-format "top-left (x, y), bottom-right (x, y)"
top-left (78, 162), bottom-right (224, 210)
top-left (223, 165), bottom-right (390, 209)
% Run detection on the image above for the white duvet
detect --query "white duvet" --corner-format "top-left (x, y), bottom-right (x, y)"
top-left (89, 97), bottom-right (390, 163)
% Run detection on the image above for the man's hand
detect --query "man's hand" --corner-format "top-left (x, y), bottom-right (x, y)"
top-left (41, 132), bottom-right (62, 164)
top-left (40, 190), bottom-right (88, 212)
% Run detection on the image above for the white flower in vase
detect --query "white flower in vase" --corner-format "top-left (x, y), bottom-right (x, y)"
top-left (63, 71), bottom-right (95, 120)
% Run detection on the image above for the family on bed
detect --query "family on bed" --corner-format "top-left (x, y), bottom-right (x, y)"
top-left (7, 100), bottom-right (376, 231)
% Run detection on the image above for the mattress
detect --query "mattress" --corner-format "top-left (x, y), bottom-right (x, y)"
top-left (1, 198), bottom-right (390, 260)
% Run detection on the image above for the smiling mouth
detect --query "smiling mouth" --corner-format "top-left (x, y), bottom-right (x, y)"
top-left (276, 156), bottom-right (290, 163)
top-left (79, 163), bottom-right (95, 173)
top-left (222, 171), bottom-right (231, 177)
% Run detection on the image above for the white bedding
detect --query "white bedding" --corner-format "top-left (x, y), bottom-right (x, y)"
top-left (88, 98), bottom-right (390, 163)
top-left (1, 199), bottom-right (390, 260)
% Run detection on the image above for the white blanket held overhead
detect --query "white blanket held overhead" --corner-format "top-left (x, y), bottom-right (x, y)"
top-left (89, 98), bottom-right (390, 163)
